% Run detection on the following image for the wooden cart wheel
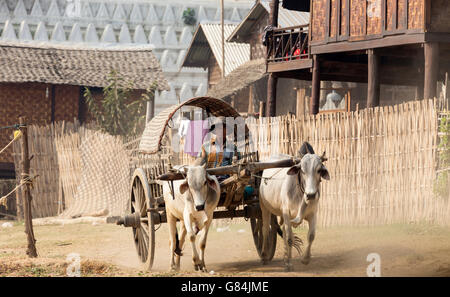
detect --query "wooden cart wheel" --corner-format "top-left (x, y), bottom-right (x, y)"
top-left (130, 168), bottom-right (156, 271)
top-left (250, 214), bottom-right (277, 261)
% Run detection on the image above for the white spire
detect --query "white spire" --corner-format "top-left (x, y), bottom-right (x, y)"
top-left (145, 4), bottom-right (159, 25)
top-left (34, 21), bottom-right (49, 41)
top-left (68, 23), bottom-right (83, 43)
top-left (230, 7), bottom-right (241, 22)
top-left (118, 23), bottom-right (131, 43)
top-left (30, 0), bottom-right (44, 17)
top-left (195, 83), bottom-right (207, 97)
top-left (112, 3), bottom-right (127, 21)
top-left (47, 0), bottom-right (61, 18)
top-left (179, 27), bottom-right (192, 46)
top-left (80, 1), bottom-right (93, 18)
top-left (164, 26), bottom-right (177, 46)
top-left (0, 0), bottom-right (9, 21)
top-left (101, 24), bottom-right (116, 43)
top-left (162, 4), bottom-right (175, 25)
top-left (176, 49), bottom-right (187, 68)
top-left (96, 2), bottom-right (109, 19)
top-left (213, 7), bottom-right (221, 21)
top-left (13, 0), bottom-right (27, 17)
top-left (160, 49), bottom-right (175, 69)
top-left (85, 23), bottom-right (99, 43)
top-left (133, 24), bottom-right (147, 44)
top-left (18, 20), bottom-right (32, 41)
top-left (166, 82), bottom-right (177, 103)
top-left (1, 20), bottom-right (17, 41)
top-left (196, 5), bottom-right (208, 23)
top-left (129, 3), bottom-right (143, 23)
top-left (159, 89), bottom-right (167, 102)
top-left (148, 26), bottom-right (162, 46)
top-left (179, 83), bottom-right (194, 102)
top-left (51, 21), bottom-right (66, 42)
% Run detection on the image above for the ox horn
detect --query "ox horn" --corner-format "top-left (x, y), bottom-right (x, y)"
top-left (320, 151), bottom-right (328, 162)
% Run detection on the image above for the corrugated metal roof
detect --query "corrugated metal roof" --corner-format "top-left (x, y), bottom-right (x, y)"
top-left (182, 23), bottom-right (250, 76)
top-left (201, 23), bottom-right (250, 76)
top-left (261, 1), bottom-right (310, 27)
top-left (228, 1), bottom-right (310, 43)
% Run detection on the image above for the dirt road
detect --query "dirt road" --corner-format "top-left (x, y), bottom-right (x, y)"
top-left (1, 220), bottom-right (450, 276)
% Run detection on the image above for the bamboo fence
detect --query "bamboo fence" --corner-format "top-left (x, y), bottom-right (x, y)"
top-left (246, 98), bottom-right (449, 226)
top-left (12, 121), bottom-right (82, 218)
top-left (10, 98), bottom-right (449, 227)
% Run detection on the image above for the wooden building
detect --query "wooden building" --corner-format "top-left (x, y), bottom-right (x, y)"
top-left (265, 0), bottom-right (450, 115)
top-left (0, 43), bottom-right (168, 178)
top-left (182, 23), bottom-right (252, 113)
top-left (226, 1), bottom-right (311, 115)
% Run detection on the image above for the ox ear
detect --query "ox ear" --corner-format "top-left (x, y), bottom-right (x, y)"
top-left (319, 165), bottom-right (330, 180)
top-left (179, 181), bottom-right (189, 194)
top-left (206, 174), bottom-right (219, 193)
top-left (287, 165), bottom-right (301, 175)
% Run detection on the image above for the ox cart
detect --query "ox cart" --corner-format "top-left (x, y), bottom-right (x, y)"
top-left (109, 97), bottom-right (298, 270)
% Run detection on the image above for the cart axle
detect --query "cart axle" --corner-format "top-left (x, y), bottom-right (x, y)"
top-left (107, 205), bottom-right (262, 227)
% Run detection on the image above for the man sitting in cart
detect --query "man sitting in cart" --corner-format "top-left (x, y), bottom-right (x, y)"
top-left (195, 116), bottom-right (255, 199)
top-left (195, 117), bottom-right (240, 182)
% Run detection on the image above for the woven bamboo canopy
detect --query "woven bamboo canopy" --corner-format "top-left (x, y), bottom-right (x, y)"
top-left (139, 96), bottom-right (244, 154)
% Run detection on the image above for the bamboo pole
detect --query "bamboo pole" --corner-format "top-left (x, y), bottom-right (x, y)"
top-left (19, 117), bottom-right (37, 258)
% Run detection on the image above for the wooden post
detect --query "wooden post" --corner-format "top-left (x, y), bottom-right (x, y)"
top-left (259, 101), bottom-right (266, 118)
top-left (266, 74), bottom-right (277, 117)
top-left (424, 42), bottom-right (439, 99)
top-left (269, 0), bottom-right (279, 27)
top-left (248, 85), bottom-right (254, 115)
top-left (367, 49), bottom-right (380, 108)
top-left (296, 88), bottom-right (306, 117)
top-left (311, 55), bottom-right (320, 115)
top-left (19, 117), bottom-right (37, 258)
top-left (221, 0), bottom-right (225, 78)
top-left (266, 0), bottom-right (279, 117)
top-left (415, 71), bottom-right (424, 100)
top-left (145, 97), bottom-right (155, 123)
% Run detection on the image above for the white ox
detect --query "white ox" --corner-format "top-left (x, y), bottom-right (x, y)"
top-left (259, 142), bottom-right (330, 271)
top-left (163, 165), bottom-right (220, 272)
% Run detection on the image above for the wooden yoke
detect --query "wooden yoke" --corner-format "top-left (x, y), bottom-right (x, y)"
top-left (157, 158), bottom-right (299, 181)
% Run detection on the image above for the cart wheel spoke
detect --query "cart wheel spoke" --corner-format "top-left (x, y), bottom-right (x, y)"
top-left (250, 214), bottom-right (277, 261)
top-left (130, 169), bottom-right (156, 271)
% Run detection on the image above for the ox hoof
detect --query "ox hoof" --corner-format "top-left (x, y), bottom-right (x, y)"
top-left (301, 256), bottom-right (311, 265)
top-left (194, 263), bottom-right (207, 272)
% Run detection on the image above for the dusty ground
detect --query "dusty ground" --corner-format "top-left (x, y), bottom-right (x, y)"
top-left (1, 219), bottom-right (450, 277)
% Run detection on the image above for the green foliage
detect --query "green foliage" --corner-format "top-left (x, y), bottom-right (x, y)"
top-left (84, 70), bottom-right (157, 137)
top-left (182, 8), bottom-right (196, 25)
top-left (434, 114), bottom-right (450, 199)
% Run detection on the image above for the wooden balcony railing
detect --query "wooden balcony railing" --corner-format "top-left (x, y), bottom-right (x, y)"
top-left (267, 24), bottom-right (310, 64)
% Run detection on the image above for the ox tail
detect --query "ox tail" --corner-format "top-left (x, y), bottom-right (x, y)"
top-left (274, 220), bottom-right (303, 256)
top-left (174, 231), bottom-right (183, 256)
